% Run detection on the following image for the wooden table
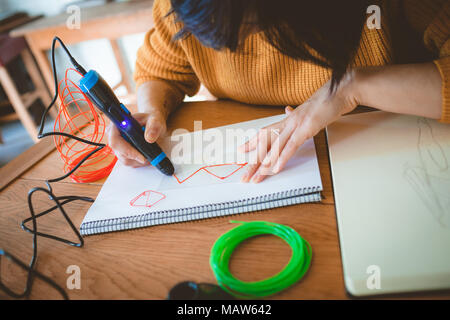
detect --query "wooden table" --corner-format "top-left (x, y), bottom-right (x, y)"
top-left (1, 100), bottom-right (449, 300)
top-left (9, 0), bottom-right (155, 107)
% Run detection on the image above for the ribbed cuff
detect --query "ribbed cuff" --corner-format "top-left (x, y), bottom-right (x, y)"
top-left (433, 57), bottom-right (450, 123)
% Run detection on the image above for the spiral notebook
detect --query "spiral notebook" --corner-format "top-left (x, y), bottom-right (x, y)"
top-left (80, 114), bottom-right (323, 235)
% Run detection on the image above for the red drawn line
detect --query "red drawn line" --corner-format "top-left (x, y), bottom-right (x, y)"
top-left (173, 163), bottom-right (248, 184)
top-left (130, 190), bottom-right (166, 208)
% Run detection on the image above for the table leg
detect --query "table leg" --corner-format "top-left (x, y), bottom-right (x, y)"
top-left (109, 38), bottom-right (134, 95)
top-left (25, 35), bottom-right (59, 119)
top-left (21, 49), bottom-right (52, 107)
top-left (0, 66), bottom-right (39, 142)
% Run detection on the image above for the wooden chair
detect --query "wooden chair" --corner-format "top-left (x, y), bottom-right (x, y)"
top-left (0, 34), bottom-right (51, 142)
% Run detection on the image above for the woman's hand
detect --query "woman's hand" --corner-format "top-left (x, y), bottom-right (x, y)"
top-left (239, 72), bottom-right (359, 183)
top-left (107, 80), bottom-right (184, 168)
top-left (107, 111), bottom-right (167, 168)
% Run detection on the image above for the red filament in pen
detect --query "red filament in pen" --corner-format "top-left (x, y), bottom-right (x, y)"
top-left (53, 68), bottom-right (117, 183)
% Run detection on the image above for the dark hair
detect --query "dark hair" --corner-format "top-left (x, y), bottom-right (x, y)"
top-left (169, 0), bottom-right (369, 91)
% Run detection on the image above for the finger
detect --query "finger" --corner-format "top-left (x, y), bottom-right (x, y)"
top-left (239, 127), bottom-right (270, 155)
top-left (241, 163), bottom-right (260, 183)
top-left (108, 122), bottom-right (147, 165)
top-left (272, 128), bottom-right (308, 174)
top-left (241, 133), bottom-right (268, 182)
top-left (255, 128), bottom-right (272, 164)
top-left (238, 122), bottom-right (282, 153)
top-left (144, 116), bottom-right (166, 143)
top-left (132, 113), bottom-right (150, 125)
top-left (246, 131), bottom-right (273, 182)
top-left (252, 170), bottom-right (268, 183)
top-left (241, 127), bottom-right (273, 182)
top-left (240, 121), bottom-right (287, 182)
top-left (117, 156), bottom-right (148, 168)
top-left (238, 134), bottom-right (258, 153)
top-left (259, 124), bottom-right (295, 175)
top-left (285, 106), bottom-right (294, 114)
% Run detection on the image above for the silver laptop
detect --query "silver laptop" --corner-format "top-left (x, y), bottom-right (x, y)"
top-left (327, 111), bottom-right (450, 296)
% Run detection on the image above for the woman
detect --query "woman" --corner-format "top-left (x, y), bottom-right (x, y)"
top-left (108, 0), bottom-right (449, 183)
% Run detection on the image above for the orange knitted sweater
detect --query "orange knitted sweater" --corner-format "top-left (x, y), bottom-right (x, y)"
top-left (134, 0), bottom-right (450, 123)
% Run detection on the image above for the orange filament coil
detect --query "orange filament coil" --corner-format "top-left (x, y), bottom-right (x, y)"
top-left (53, 68), bottom-right (117, 183)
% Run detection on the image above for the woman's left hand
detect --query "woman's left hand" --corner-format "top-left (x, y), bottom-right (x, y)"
top-left (239, 72), bottom-right (359, 183)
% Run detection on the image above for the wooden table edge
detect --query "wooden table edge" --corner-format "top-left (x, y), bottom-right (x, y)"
top-left (0, 137), bottom-right (56, 191)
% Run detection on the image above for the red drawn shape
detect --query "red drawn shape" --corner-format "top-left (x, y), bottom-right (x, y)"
top-left (130, 190), bottom-right (166, 208)
top-left (173, 163), bottom-right (247, 184)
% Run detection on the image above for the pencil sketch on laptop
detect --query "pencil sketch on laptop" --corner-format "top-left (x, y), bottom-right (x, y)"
top-left (403, 118), bottom-right (450, 227)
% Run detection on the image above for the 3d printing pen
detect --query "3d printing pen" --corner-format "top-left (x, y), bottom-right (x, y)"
top-left (78, 69), bottom-right (175, 176)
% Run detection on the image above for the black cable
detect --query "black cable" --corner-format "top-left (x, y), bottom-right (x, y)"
top-left (0, 249), bottom-right (68, 300)
top-left (0, 37), bottom-right (105, 300)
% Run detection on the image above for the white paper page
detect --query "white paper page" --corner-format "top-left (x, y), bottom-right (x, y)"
top-left (83, 114), bottom-right (322, 223)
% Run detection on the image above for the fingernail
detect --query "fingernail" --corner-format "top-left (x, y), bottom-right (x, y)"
top-left (273, 162), bottom-right (281, 173)
top-left (136, 156), bottom-right (146, 164)
top-left (260, 167), bottom-right (271, 176)
top-left (145, 129), bottom-right (158, 142)
top-left (241, 172), bottom-right (250, 183)
top-left (251, 174), bottom-right (261, 183)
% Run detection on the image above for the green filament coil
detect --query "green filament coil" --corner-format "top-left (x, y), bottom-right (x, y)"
top-left (209, 221), bottom-right (312, 299)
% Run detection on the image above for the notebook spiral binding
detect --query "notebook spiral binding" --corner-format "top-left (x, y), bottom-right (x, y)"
top-left (80, 186), bottom-right (322, 235)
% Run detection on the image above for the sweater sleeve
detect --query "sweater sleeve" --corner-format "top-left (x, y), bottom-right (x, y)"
top-left (428, 4), bottom-right (450, 124)
top-left (404, 0), bottom-right (450, 123)
top-left (133, 0), bottom-right (200, 97)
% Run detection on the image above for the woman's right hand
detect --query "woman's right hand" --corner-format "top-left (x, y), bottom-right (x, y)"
top-left (107, 111), bottom-right (167, 168)
top-left (108, 80), bottom-right (184, 167)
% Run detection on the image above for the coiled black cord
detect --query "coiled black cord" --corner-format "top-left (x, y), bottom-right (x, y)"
top-left (0, 37), bottom-right (106, 300)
